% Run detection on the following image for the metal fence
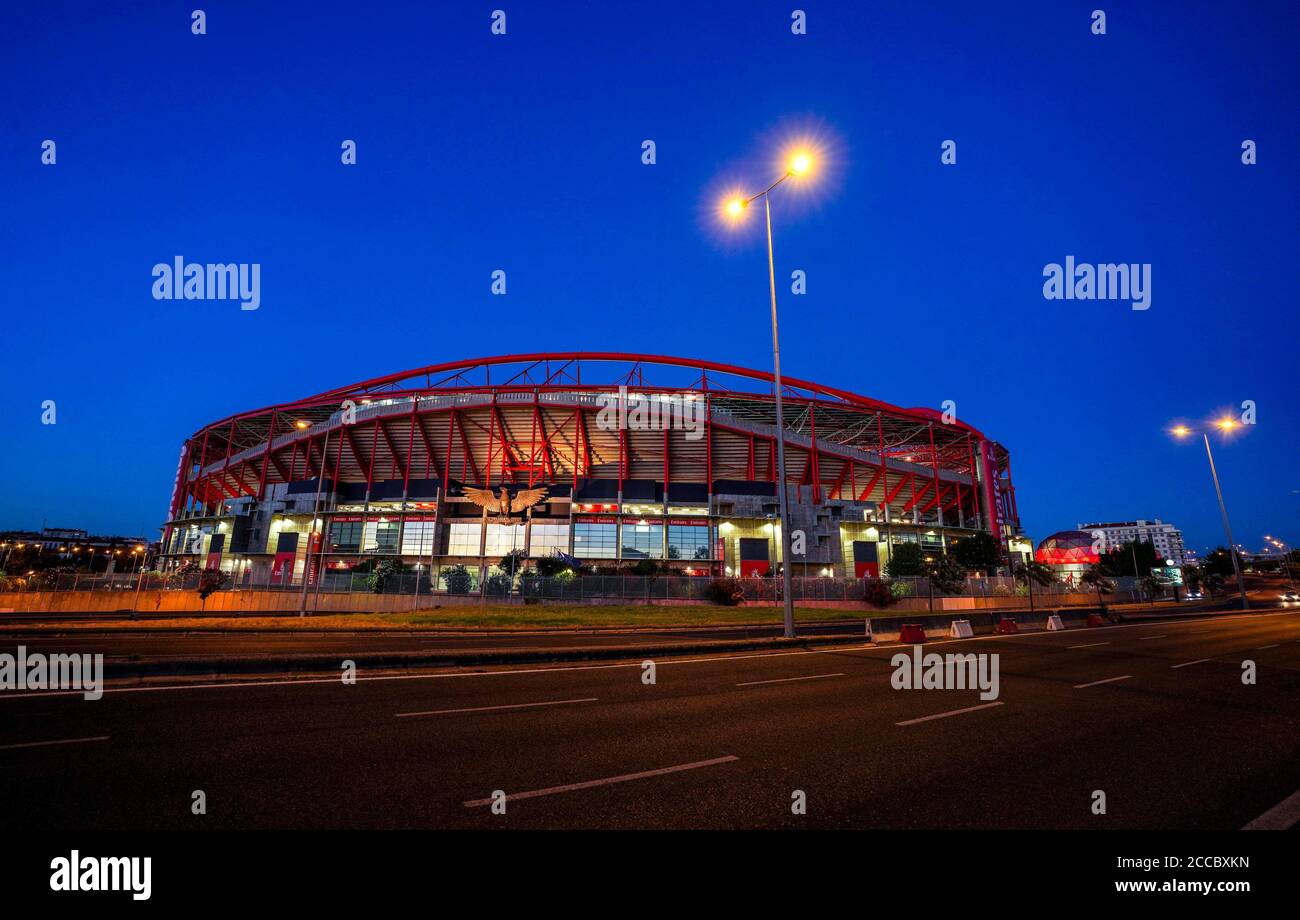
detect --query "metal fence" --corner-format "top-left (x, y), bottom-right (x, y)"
top-left (1, 570), bottom-right (1148, 603)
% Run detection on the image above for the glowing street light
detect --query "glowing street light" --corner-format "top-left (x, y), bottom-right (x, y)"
top-left (1170, 420), bottom-right (1248, 609)
top-left (717, 144), bottom-right (822, 639)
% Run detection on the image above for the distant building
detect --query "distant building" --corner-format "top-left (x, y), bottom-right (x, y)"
top-left (1076, 519), bottom-right (1188, 565)
top-left (38, 527), bottom-right (88, 547)
top-left (0, 529), bottom-right (152, 571)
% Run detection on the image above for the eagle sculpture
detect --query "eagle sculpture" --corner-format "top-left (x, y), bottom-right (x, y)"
top-left (463, 486), bottom-right (549, 522)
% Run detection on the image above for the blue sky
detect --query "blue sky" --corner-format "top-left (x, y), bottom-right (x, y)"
top-left (1, 1), bottom-right (1296, 552)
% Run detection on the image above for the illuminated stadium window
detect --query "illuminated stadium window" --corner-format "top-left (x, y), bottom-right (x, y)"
top-left (668, 525), bottom-right (711, 560)
top-left (400, 521), bottom-right (435, 556)
top-left (622, 523), bottom-right (663, 559)
top-left (573, 523), bottom-right (617, 558)
top-left (363, 520), bottom-right (399, 554)
top-left (329, 521), bottom-right (362, 553)
top-left (448, 522), bottom-right (482, 556)
top-left (485, 524), bottom-right (525, 555)
top-left (529, 523), bottom-right (569, 555)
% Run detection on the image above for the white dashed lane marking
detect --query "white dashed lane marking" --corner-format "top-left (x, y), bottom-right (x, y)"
top-left (396, 698), bottom-right (598, 718)
top-left (736, 672), bottom-right (845, 688)
top-left (1074, 675), bottom-right (1134, 689)
top-left (896, 702), bottom-right (1004, 726)
top-left (462, 755), bottom-right (739, 807)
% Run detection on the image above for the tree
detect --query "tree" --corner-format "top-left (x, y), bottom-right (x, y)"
top-left (366, 558), bottom-right (402, 594)
top-left (534, 554), bottom-right (574, 578)
top-left (498, 549), bottom-right (528, 579)
top-left (1200, 547), bottom-right (1237, 579)
top-left (884, 542), bottom-right (925, 578)
top-left (1098, 539), bottom-right (1162, 578)
top-left (929, 556), bottom-right (969, 594)
top-left (1013, 560), bottom-right (1054, 588)
top-left (952, 532), bottom-right (1001, 576)
top-left (197, 569), bottom-right (229, 604)
top-left (629, 558), bottom-right (666, 577)
top-left (1080, 566), bottom-right (1115, 611)
top-left (441, 564), bottom-right (472, 595)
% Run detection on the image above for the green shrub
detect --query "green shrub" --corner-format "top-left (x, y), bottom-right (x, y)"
top-left (441, 565), bottom-right (472, 595)
top-left (534, 555), bottom-right (573, 578)
top-left (367, 558), bottom-right (402, 594)
top-left (197, 569), bottom-right (229, 600)
top-left (483, 573), bottom-right (513, 597)
top-left (703, 577), bottom-right (745, 606)
top-left (865, 579), bottom-right (896, 608)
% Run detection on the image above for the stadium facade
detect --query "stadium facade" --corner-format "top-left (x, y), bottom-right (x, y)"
top-left (160, 354), bottom-right (1022, 583)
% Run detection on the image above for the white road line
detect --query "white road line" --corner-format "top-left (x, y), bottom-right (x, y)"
top-left (1171, 658), bottom-right (1213, 669)
top-left (1067, 642), bottom-right (1109, 649)
top-left (1074, 675), bottom-right (1133, 689)
top-left (462, 755), bottom-right (739, 807)
top-left (0, 735), bottom-right (109, 751)
top-left (896, 701), bottom-right (1004, 726)
top-left (1255, 644), bottom-right (1280, 650)
top-left (1138, 635), bottom-right (1167, 641)
top-left (736, 672), bottom-right (845, 687)
top-left (395, 697), bottom-right (597, 718)
top-left (1243, 787), bottom-right (1300, 830)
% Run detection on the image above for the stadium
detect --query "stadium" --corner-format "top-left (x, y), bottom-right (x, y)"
top-left (160, 353), bottom-right (1022, 585)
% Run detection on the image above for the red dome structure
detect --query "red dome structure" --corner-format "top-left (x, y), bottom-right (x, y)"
top-left (1035, 530), bottom-right (1100, 566)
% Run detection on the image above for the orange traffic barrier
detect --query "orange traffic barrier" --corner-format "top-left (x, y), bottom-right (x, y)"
top-left (898, 623), bottom-right (927, 643)
top-left (997, 617), bottom-right (1019, 634)
top-left (1086, 613), bottom-right (1106, 628)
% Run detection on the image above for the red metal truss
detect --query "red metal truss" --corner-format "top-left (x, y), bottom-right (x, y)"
top-left (171, 354), bottom-right (1014, 528)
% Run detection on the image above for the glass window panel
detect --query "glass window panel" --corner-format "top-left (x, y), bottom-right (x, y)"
top-left (448, 522), bottom-right (482, 556)
top-left (363, 521), bottom-right (400, 553)
top-left (621, 523), bottom-right (663, 559)
top-left (668, 525), bottom-right (712, 560)
top-left (400, 521), bottom-right (435, 556)
top-left (529, 523), bottom-right (570, 556)
top-left (328, 521), bottom-right (362, 553)
top-left (485, 524), bottom-right (525, 555)
top-left (573, 523), bottom-right (617, 559)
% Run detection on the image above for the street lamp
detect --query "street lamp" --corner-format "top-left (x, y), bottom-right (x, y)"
top-left (720, 148), bottom-right (817, 639)
top-left (1265, 536), bottom-right (1296, 592)
top-left (298, 422), bottom-right (332, 617)
top-left (1170, 419), bottom-right (1248, 610)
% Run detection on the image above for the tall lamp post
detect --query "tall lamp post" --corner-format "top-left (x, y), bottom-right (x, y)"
top-left (723, 149), bottom-right (815, 639)
top-left (297, 420), bottom-right (330, 617)
top-left (1172, 420), bottom-right (1248, 610)
top-left (1265, 535), bottom-right (1296, 592)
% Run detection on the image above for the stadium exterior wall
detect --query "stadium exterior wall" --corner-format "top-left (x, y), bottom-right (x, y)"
top-left (159, 354), bottom-right (1022, 583)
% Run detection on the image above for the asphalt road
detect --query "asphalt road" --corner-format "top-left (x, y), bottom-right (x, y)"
top-left (0, 619), bottom-right (871, 661)
top-left (3, 609), bottom-right (1299, 829)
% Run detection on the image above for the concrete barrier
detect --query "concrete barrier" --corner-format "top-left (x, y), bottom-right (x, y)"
top-left (996, 616), bottom-right (1019, 634)
top-left (898, 623), bottom-right (927, 643)
top-left (1046, 614), bottom-right (1065, 631)
top-left (949, 619), bottom-right (974, 638)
